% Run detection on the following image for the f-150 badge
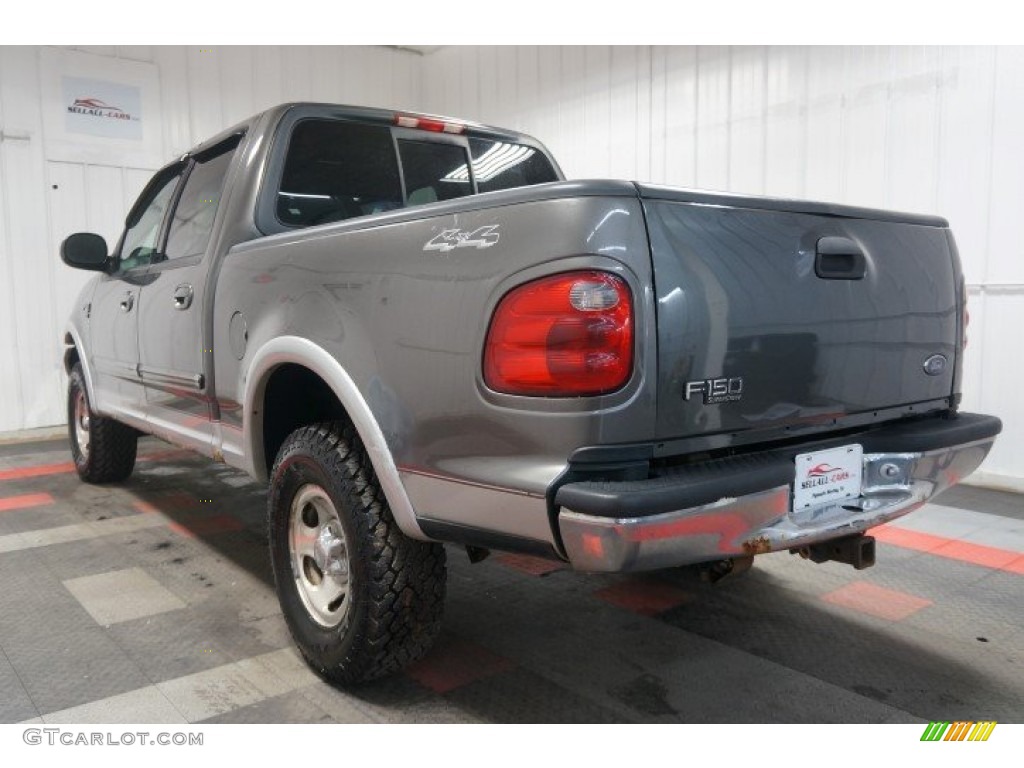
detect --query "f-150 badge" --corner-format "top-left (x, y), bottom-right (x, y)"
top-left (684, 376), bottom-right (744, 405)
top-left (424, 225), bottom-right (500, 252)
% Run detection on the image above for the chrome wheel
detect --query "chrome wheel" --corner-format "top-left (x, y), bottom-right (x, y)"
top-left (66, 363), bottom-right (137, 484)
top-left (268, 422), bottom-right (446, 684)
top-left (289, 484), bottom-right (351, 628)
top-left (74, 390), bottom-right (91, 461)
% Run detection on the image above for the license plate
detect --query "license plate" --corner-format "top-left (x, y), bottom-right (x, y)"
top-left (793, 444), bottom-right (863, 511)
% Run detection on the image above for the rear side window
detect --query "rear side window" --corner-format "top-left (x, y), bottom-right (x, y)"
top-left (469, 138), bottom-right (558, 194)
top-left (165, 141), bottom-right (237, 261)
top-left (397, 140), bottom-right (473, 207)
top-left (277, 120), bottom-right (403, 227)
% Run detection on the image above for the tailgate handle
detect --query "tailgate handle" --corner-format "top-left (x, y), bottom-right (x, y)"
top-left (815, 237), bottom-right (866, 280)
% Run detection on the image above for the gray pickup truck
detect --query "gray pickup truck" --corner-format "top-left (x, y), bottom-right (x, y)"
top-left (59, 102), bottom-right (1001, 684)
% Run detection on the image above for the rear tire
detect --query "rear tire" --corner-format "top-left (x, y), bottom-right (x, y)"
top-left (268, 421), bottom-right (446, 685)
top-left (67, 363), bottom-right (137, 483)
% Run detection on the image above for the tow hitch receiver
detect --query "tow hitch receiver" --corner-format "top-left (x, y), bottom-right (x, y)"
top-left (791, 534), bottom-right (876, 570)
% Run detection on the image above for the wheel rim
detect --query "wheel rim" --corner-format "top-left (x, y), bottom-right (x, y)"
top-left (288, 484), bottom-right (352, 628)
top-left (74, 390), bottom-right (91, 461)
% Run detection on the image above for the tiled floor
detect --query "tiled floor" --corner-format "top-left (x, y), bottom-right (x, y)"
top-left (0, 436), bottom-right (1021, 724)
top-left (63, 567), bottom-right (187, 626)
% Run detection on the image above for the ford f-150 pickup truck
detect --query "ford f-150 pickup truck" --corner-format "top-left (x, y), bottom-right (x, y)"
top-left (59, 102), bottom-right (1001, 684)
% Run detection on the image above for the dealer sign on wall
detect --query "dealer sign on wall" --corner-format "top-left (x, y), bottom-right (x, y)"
top-left (40, 48), bottom-right (163, 167)
top-left (62, 77), bottom-right (143, 141)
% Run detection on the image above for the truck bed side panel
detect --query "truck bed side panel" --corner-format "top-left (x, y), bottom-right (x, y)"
top-left (214, 194), bottom-right (657, 545)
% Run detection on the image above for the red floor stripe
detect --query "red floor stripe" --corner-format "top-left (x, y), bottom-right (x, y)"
top-left (167, 514), bottom-right (244, 539)
top-left (0, 449), bottom-right (196, 482)
top-left (821, 581), bottom-right (932, 621)
top-left (154, 491), bottom-right (200, 510)
top-left (594, 578), bottom-right (692, 616)
top-left (874, 524), bottom-right (1024, 574)
top-left (0, 492), bottom-right (54, 512)
top-left (0, 462), bottom-right (75, 481)
top-left (133, 500), bottom-right (161, 515)
top-left (135, 498), bottom-right (245, 539)
top-left (133, 492), bottom-right (201, 514)
top-left (406, 637), bottom-right (513, 694)
top-left (1006, 556), bottom-right (1024, 575)
top-left (138, 449), bottom-right (194, 463)
top-left (495, 553), bottom-right (565, 576)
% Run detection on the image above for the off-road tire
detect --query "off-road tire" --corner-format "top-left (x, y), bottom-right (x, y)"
top-left (268, 421), bottom-right (446, 685)
top-left (67, 363), bottom-right (137, 483)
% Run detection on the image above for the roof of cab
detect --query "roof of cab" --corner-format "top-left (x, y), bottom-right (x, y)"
top-left (181, 101), bottom-right (542, 160)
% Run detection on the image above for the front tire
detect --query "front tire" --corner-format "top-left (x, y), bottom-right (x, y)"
top-left (268, 422), bottom-right (446, 685)
top-left (67, 363), bottom-right (137, 483)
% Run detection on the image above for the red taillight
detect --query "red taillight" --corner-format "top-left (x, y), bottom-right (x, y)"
top-left (483, 271), bottom-right (634, 397)
top-left (393, 113), bottom-right (465, 134)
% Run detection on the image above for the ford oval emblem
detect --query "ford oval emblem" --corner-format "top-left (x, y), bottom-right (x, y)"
top-left (923, 354), bottom-right (947, 376)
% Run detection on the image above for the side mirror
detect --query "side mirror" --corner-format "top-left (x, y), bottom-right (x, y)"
top-left (60, 233), bottom-right (110, 272)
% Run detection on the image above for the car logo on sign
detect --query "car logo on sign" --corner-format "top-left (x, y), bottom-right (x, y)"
top-left (804, 463), bottom-right (851, 484)
top-left (807, 463), bottom-right (839, 477)
top-left (67, 97), bottom-right (137, 122)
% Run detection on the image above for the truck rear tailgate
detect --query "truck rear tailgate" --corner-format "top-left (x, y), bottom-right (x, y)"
top-left (639, 185), bottom-right (959, 443)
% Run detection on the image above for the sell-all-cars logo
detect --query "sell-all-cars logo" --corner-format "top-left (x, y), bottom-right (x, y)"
top-left (801, 463), bottom-right (851, 489)
top-left (807, 463), bottom-right (844, 478)
top-left (67, 97), bottom-right (137, 122)
top-left (920, 721), bottom-right (997, 742)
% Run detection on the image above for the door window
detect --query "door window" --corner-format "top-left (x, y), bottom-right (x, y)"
top-left (118, 170), bottom-right (182, 271)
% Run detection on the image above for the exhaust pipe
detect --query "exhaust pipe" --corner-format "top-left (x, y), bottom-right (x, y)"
top-left (791, 534), bottom-right (876, 570)
top-left (701, 555), bottom-right (754, 584)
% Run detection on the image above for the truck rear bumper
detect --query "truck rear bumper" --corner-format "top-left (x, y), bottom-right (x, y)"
top-left (556, 413), bottom-right (1001, 572)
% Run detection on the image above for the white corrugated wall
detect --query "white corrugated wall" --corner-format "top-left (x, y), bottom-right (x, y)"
top-left (0, 45), bottom-right (422, 435)
top-left (1, 45), bottom-right (1021, 488)
top-left (419, 45), bottom-right (1024, 489)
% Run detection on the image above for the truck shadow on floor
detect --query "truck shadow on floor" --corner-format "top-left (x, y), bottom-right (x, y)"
top-left (118, 446), bottom-right (1022, 723)
top-left (118, 448), bottom-right (276, 588)
top-left (340, 554), bottom-right (1023, 723)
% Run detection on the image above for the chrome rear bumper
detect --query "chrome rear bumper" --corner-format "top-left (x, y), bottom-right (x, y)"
top-left (558, 428), bottom-right (997, 573)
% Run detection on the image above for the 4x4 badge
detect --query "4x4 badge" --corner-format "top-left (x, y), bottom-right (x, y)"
top-left (424, 225), bottom-right (500, 253)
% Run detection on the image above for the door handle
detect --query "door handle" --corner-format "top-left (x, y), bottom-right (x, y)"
top-left (172, 284), bottom-right (194, 310)
top-left (119, 292), bottom-right (135, 313)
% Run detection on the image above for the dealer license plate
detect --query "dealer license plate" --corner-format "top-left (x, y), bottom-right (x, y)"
top-left (792, 444), bottom-right (863, 511)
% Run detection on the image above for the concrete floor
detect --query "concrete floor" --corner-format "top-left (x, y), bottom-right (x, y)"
top-left (1, 436), bottom-right (1021, 724)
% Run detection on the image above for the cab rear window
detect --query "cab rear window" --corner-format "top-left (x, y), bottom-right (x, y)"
top-left (469, 138), bottom-right (558, 193)
top-left (272, 118), bottom-right (558, 230)
top-left (398, 139), bottom-right (473, 207)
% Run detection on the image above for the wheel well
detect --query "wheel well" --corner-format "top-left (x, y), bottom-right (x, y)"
top-left (63, 333), bottom-right (80, 373)
top-left (261, 364), bottom-right (350, 476)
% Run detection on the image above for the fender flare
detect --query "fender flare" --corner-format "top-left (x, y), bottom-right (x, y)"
top-left (242, 336), bottom-right (427, 541)
top-left (63, 325), bottom-right (98, 410)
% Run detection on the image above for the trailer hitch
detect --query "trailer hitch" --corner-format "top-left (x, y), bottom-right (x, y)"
top-left (791, 533), bottom-right (876, 570)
